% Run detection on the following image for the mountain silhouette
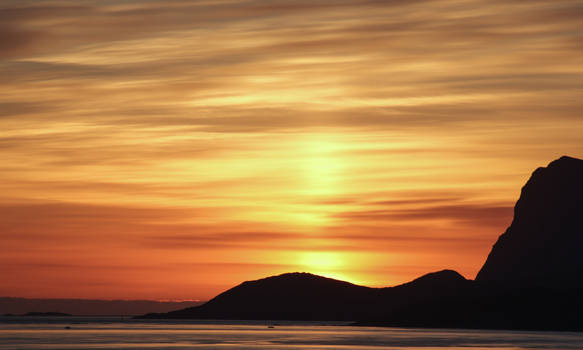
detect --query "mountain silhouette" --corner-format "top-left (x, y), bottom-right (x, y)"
top-left (397, 269), bottom-right (466, 289)
top-left (476, 156), bottom-right (583, 286)
top-left (139, 156), bottom-right (583, 330)
top-left (156, 272), bottom-right (375, 320)
top-left (139, 270), bottom-right (469, 320)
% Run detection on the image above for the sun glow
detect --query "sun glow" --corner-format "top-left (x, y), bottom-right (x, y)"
top-left (2, 0), bottom-right (582, 301)
top-left (300, 251), bottom-right (343, 270)
top-left (297, 251), bottom-right (365, 285)
top-left (298, 134), bottom-right (345, 198)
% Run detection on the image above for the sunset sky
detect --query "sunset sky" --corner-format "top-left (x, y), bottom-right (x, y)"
top-left (1, 0), bottom-right (582, 301)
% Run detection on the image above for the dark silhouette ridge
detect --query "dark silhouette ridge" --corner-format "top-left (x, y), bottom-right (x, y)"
top-left (476, 155), bottom-right (583, 286)
top-left (155, 272), bottom-right (377, 320)
top-left (397, 269), bottom-right (466, 289)
top-left (138, 156), bottom-right (583, 331)
top-left (139, 270), bottom-right (470, 321)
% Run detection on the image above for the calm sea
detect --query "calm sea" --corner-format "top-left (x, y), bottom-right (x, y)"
top-left (1, 317), bottom-right (582, 349)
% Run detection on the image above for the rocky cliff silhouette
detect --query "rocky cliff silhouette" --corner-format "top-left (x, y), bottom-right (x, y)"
top-left (476, 156), bottom-right (583, 287)
top-left (139, 156), bottom-right (583, 330)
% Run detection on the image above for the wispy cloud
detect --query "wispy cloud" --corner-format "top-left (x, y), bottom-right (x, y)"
top-left (334, 203), bottom-right (513, 228)
top-left (1, 0), bottom-right (582, 299)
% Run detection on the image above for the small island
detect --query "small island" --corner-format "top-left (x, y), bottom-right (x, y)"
top-left (23, 312), bottom-right (72, 317)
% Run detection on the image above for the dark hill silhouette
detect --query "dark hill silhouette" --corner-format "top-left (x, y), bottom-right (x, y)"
top-left (476, 156), bottom-right (583, 286)
top-left (139, 156), bottom-right (583, 330)
top-left (397, 269), bottom-right (466, 290)
top-left (159, 272), bottom-right (376, 320)
top-left (139, 270), bottom-right (470, 320)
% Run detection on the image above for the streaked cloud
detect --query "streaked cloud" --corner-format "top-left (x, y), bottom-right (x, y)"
top-left (334, 203), bottom-right (513, 228)
top-left (1, 0), bottom-right (582, 299)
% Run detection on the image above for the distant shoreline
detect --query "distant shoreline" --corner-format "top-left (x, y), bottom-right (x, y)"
top-left (0, 297), bottom-right (204, 317)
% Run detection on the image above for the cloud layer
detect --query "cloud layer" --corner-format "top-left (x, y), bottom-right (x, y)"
top-left (1, 0), bottom-right (582, 299)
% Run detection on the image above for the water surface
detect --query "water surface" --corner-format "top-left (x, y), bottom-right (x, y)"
top-left (1, 317), bottom-right (581, 349)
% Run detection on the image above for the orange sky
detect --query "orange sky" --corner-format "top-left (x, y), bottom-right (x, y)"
top-left (1, 0), bottom-right (582, 300)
